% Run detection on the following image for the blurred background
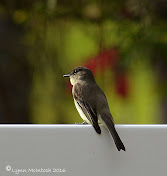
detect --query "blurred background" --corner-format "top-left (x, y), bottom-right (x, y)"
top-left (0, 0), bottom-right (166, 124)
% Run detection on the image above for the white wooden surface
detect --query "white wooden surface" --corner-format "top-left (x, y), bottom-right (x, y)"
top-left (0, 124), bottom-right (166, 176)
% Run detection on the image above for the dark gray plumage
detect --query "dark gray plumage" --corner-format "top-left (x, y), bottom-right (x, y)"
top-left (64, 66), bottom-right (125, 151)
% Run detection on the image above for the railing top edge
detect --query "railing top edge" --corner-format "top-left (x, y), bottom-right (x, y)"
top-left (0, 124), bottom-right (166, 128)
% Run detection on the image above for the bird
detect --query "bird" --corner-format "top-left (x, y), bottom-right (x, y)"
top-left (63, 66), bottom-right (125, 151)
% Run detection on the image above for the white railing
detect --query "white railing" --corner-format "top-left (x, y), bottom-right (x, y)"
top-left (0, 124), bottom-right (166, 176)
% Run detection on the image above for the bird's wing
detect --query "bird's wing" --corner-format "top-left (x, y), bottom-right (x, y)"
top-left (73, 84), bottom-right (101, 134)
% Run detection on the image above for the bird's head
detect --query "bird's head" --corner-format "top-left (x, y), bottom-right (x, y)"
top-left (63, 66), bottom-right (95, 85)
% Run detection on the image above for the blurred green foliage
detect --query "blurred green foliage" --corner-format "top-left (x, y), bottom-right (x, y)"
top-left (0, 0), bottom-right (166, 124)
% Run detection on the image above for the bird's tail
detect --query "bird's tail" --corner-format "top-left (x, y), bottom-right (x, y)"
top-left (105, 121), bottom-right (125, 151)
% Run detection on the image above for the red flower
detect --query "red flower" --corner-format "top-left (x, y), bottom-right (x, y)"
top-left (65, 48), bottom-right (129, 98)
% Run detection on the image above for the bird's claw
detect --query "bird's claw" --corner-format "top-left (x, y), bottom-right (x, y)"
top-left (82, 121), bottom-right (87, 124)
top-left (75, 121), bottom-right (87, 125)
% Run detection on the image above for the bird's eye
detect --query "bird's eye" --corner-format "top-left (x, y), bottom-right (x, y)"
top-left (73, 69), bottom-right (79, 74)
top-left (74, 70), bottom-right (77, 73)
top-left (73, 68), bottom-right (82, 74)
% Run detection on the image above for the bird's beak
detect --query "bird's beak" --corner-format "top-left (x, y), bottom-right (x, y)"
top-left (63, 73), bottom-right (71, 77)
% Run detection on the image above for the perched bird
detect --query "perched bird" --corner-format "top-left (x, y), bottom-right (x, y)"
top-left (64, 66), bottom-right (125, 151)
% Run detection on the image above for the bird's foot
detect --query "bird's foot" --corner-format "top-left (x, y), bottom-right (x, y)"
top-left (82, 121), bottom-right (88, 124)
top-left (75, 121), bottom-right (88, 125)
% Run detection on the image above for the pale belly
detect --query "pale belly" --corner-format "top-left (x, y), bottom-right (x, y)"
top-left (74, 99), bottom-right (90, 123)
